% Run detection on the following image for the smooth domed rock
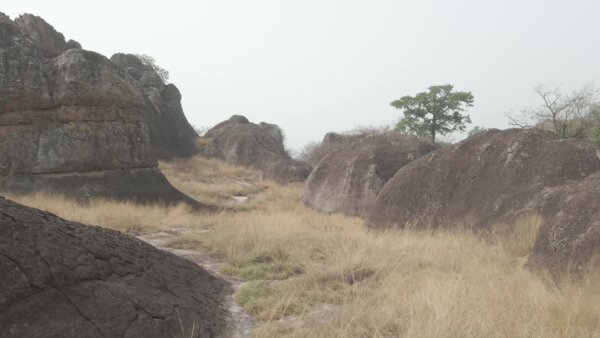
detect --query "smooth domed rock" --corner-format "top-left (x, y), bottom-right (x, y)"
top-left (367, 129), bottom-right (600, 230)
top-left (205, 115), bottom-right (312, 183)
top-left (0, 197), bottom-right (229, 337)
top-left (304, 133), bottom-right (437, 217)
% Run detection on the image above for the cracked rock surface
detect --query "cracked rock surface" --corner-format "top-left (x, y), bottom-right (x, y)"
top-left (0, 196), bottom-right (230, 337)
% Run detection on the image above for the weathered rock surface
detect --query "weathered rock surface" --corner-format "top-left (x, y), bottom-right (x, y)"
top-left (527, 171), bottom-right (600, 273)
top-left (367, 129), bottom-right (600, 230)
top-left (304, 133), bottom-right (437, 217)
top-left (111, 53), bottom-right (199, 159)
top-left (204, 115), bottom-right (312, 183)
top-left (14, 13), bottom-right (79, 59)
top-left (0, 13), bottom-right (199, 205)
top-left (0, 197), bottom-right (229, 337)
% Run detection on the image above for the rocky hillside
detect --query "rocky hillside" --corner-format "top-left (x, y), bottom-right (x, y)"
top-left (0, 13), bottom-right (198, 204)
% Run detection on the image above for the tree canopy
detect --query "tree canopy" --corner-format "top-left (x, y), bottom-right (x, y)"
top-left (507, 83), bottom-right (600, 142)
top-left (391, 85), bottom-right (473, 143)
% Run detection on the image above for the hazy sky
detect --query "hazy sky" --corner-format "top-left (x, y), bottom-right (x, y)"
top-left (5, 1), bottom-right (600, 151)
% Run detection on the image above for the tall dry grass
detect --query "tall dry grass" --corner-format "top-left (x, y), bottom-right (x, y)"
top-left (7, 192), bottom-right (195, 235)
top-left (8, 156), bottom-right (600, 337)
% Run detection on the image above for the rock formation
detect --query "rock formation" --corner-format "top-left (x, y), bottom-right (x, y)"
top-left (0, 13), bottom-right (199, 205)
top-left (527, 171), bottom-right (600, 274)
top-left (204, 115), bottom-right (312, 183)
top-left (110, 53), bottom-right (199, 159)
top-left (303, 132), bottom-right (437, 217)
top-left (367, 129), bottom-right (600, 231)
top-left (0, 196), bottom-right (229, 337)
top-left (13, 13), bottom-right (79, 58)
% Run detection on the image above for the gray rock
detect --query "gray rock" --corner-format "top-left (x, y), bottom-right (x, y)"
top-left (14, 13), bottom-right (68, 58)
top-left (205, 115), bottom-right (312, 183)
top-left (304, 133), bottom-right (436, 217)
top-left (65, 39), bottom-right (82, 50)
top-left (528, 171), bottom-right (600, 274)
top-left (0, 197), bottom-right (229, 337)
top-left (111, 53), bottom-right (199, 159)
top-left (0, 14), bottom-right (201, 206)
top-left (367, 129), bottom-right (600, 231)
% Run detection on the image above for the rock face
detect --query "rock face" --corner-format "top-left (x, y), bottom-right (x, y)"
top-left (367, 129), bottom-right (600, 230)
top-left (204, 115), bottom-right (312, 183)
top-left (303, 133), bottom-right (437, 217)
top-left (527, 172), bottom-right (600, 273)
top-left (0, 13), bottom-right (198, 205)
top-left (110, 53), bottom-right (199, 159)
top-left (0, 197), bottom-right (229, 337)
top-left (14, 13), bottom-right (80, 58)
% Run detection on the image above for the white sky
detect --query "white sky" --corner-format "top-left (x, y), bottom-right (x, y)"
top-left (4, 0), bottom-right (600, 151)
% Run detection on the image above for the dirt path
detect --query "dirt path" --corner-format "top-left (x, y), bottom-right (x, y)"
top-left (137, 231), bottom-right (255, 338)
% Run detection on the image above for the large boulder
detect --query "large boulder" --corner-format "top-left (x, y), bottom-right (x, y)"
top-left (0, 197), bottom-right (229, 337)
top-left (303, 132), bottom-right (437, 217)
top-left (204, 115), bottom-right (312, 183)
top-left (0, 13), bottom-right (199, 205)
top-left (527, 171), bottom-right (600, 274)
top-left (110, 53), bottom-right (199, 159)
top-left (367, 129), bottom-right (600, 230)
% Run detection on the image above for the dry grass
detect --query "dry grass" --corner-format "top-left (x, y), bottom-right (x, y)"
top-left (8, 156), bottom-right (600, 337)
top-left (159, 157), bottom-right (269, 210)
top-left (6, 192), bottom-right (195, 235)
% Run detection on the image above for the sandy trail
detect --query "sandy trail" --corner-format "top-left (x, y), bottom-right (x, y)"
top-left (138, 231), bottom-right (255, 338)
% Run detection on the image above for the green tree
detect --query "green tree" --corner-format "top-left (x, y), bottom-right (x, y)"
top-left (391, 84), bottom-right (474, 143)
top-left (134, 54), bottom-right (170, 83)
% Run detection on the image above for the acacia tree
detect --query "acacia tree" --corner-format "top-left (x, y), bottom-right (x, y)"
top-left (507, 83), bottom-right (598, 139)
top-left (391, 84), bottom-right (474, 143)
